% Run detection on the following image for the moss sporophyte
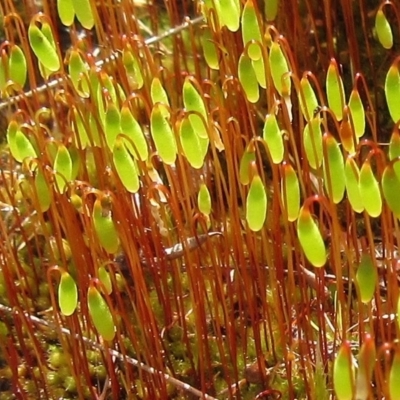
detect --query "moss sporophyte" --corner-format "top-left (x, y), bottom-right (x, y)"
top-left (1, 0), bottom-right (400, 399)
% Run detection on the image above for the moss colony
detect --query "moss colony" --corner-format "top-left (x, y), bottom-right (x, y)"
top-left (1, 0), bottom-right (400, 399)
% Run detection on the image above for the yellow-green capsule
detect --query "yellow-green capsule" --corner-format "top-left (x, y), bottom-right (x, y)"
top-left (326, 59), bottom-right (345, 121)
top-left (7, 121), bottom-right (37, 162)
top-left (382, 163), bottom-right (400, 219)
top-left (150, 104), bottom-right (177, 165)
top-left (34, 168), bottom-right (52, 212)
top-left (297, 204), bottom-right (326, 267)
top-left (265, 0), bottom-right (278, 21)
top-left (113, 136), bottom-right (140, 193)
top-left (303, 117), bottom-right (323, 169)
top-left (389, 129), bottom-right (400, 162)
top-left (57, 0), bottom-right (75, 26)
top-left (333, 342), bottom-right (355, 400)
top-left (375, 9), bottom-right (393, 50)
top-left (385, 62), bottom-right (400, 123)
top-left (242, 0), bottom-right (263, 60)
top-left (344, 157), bottom-right (364, 213)
top-left (359, 160), bottom-right (382, 217)
top-left (356, 334), bottom-right (376, 400)
top-left (269, 42), bottom-right (291, 97)
top-left (150, 77), bottom-right (170, 116)
top-left (53, 144), bottom-right (73, 193)
top-left (239, 146), bottom-right (256, 185)
top-left (28, 23), bottom-right (60, 72)
top-left (9, 45), bottom-right (27, 88)
top-left (198, 183), bottom-right (212, 215)
top-left (348, 89), bottom-right (365, 138)
top-left (356, 253), bottom-right (377, 304)
top-left (92, 198), bottom-right (120, 254)
top-left (298, 76), bottom-right (318, 121)
top-left (263, 114), bottom-right (284, 164)
top-left (246, 174), bottom-right (267, 232)
top-left (180, 116), bottom-right (208, 169)
top-left (219, 0), bottom-right (240, 32)
top-left (323, 133), bottom-right (345, 204)
top-left (281, 163), bottom-right (300, 222)
top-left (238, 52), bottom-right (259, 103)
top-left (87, 285), bottom-right (115, 341)
top-left (252, 56), bottom-right (266, 89)
top-left (58, 271), bottom-right (78, 316)
top-left (183, 79), bottom-right (208, 139)
top-left (69, 50), bottom-right (90, 97)
top-left (120, 105), bottom-right (148, 161)
top-left (105, 102), bottom-right (121, 150)
top-left (98, 266), bottom-right (112, 295)
top-left (201, 29), bottom-right (219, 70)
top-left (122, 48), bottom-right (143, 90)
top-left (71, 0), bottom-right (94, 29)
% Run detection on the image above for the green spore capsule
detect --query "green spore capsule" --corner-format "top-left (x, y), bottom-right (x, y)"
top-left (28, 23), bottom-right (60, 72)
top-left (238, 52), bottom-right (259, 103)
top-left (263, 113), bottom-right (284, 164)
top-left (198, 183), bottom-right (212, 215)
top-left (53, 144), bottom-right (73, 193)
top-left (122, 48), bottom-right (143, 90)
top-left (150, 104), bottom-right (177, 165)
top-left (323, 133), bottom-right (345, 204)
top-left (303, 117), bottom-right (323, 169)
top-left (98, 266), bottom-right (112, 295)
top-left (265, 0), bottom-right (278, 21)
top-left (326, 59), bottom-right (345, 121)
top-left (201, 29), bottom-right (219, 70)
top-left (218, 0), bottom-right (240, 32)
top-left (120, 105), bottom-right (149, 161)
top-left (297, 204), bottom-right (326, 267)
top-left (105, 102), bottom-right (121, 150)
top-left (58, 271), bottom-right (78, 316)
top-left (269, 41), bottom-right (291, 97)
top-left (57, 0), bottom-right (75, 26)
top-left (113, 136), bottom-right (140, 193)
top-left (298, 76), bottom-right (319, 121)
top-left (242, 0), bottom-right (263, 60)
top-left (382, 164), bottom-right (400, 219)
top-left (246, 174), bottom-right (267, 232)
top-left (385, 62), bottom-right (400, 123)
top-left (87, 285), bottom-right (115, 341)
top-left (71, 0), bottom-right (94, 29)
top-left (281, 163), bottom-right (300, 222)
top-left (358, 160), bottom-right (382, 217)
top-left (179, 116), bottom-right (208, 169)
top-left (239, 146), bottom-right (256, 185)
top-left (9, 45), bottom-right (27, 88)
top-left (356, 253), bottom-right (377, 304)
top-left (150, 77), bottom-right (170, 117)
top-left (68, 50), bottom-right (90, 97)
top-left (375, 8), bottom-right (393, 49)
top-left (183, 79), bottom-right (208, 139)
top-left (344, 157), bottom-right (363, 213)
top-left (34, 168), bottom-right (52, 212)
top-left (7, 121), bottom-right (37, 162)
top-left (92, 198), bottom-right (120, 254)
top-left (333, 341), bottom-right (355, 400)
top-left (348, 89), bottom-right (365, 138)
